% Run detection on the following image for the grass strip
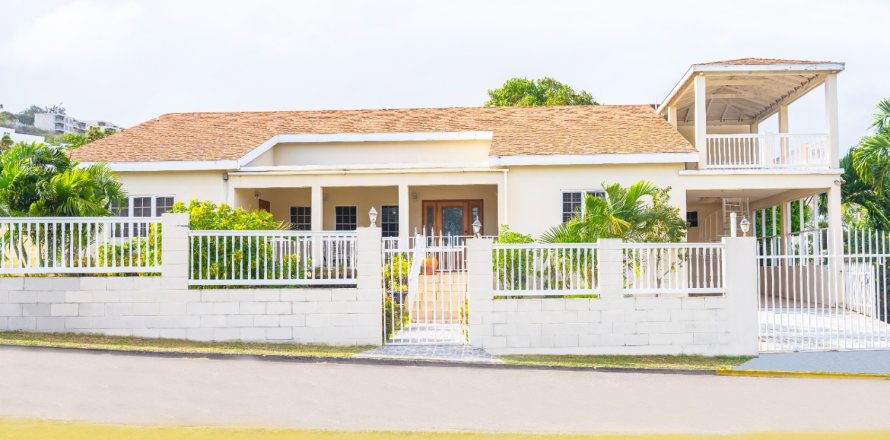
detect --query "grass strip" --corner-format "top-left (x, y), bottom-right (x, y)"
top-left (499, 354), bottom-right (753, 371)
top-left (0, 330), bottom-right (371, 358)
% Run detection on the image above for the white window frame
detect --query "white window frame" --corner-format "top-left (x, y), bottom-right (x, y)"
top-left (561, 189), bottom-right (605, 221)
top-left (334, 205), bottom-right (358, 231)
top-left (289, 206), bottom-right (311, 231)
top-left (115, 195), bottom-right (175, 217)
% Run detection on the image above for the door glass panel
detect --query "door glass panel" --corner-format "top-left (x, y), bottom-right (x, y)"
top-left (425, 207), bottom-right (434, 236)
top-left (442, 207), bottom-right (464, 239)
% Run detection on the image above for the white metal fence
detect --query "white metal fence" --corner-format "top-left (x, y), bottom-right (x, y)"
top-left (188, 230), bottom-right (357, 286)
top-left (758, 228), bottom-right (890, 352)
top-left (623, 243), bottom-right (725, 294)
top-left (492, 243), bottom-right (598, 295)
top-left (704, 133), bottom-right (828, 169)
top-left (0, 217), bottom-right (162, 274)
top-left (381, 235), bottom-right (469, 345)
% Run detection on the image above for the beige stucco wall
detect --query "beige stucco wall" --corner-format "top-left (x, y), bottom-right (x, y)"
top-left (247, 140), bottom-right (490, 167)
top-left (113, 160), bottom-right (839, 242)
top-left (115, 171), bottom-right (228, 205)
top-left (504, 164), bottom-right (688, 238)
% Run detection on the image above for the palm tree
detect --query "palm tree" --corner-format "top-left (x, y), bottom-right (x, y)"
top-left (540, 180), bottom-right (686, 243)
top-left (842, 149), bottom-right (890, 230)
top-left (872, 97), bottom-right (890, 134)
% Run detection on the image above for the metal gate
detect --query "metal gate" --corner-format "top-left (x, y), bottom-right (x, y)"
top-left (381, 235), bottom-right (469, 345)
top-left (757, 229), bottom-right (890, 352)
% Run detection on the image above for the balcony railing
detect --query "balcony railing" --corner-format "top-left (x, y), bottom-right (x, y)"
top-left (703, 133), bottom-right (828, 169)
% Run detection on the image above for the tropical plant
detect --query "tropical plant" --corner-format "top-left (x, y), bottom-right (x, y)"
top-left (842, 148), bottom-right (890, 230)
top-left (0, 134), bottom-right (12, 150)
top-left (166, 200), bottom-right (292, 284)
top-left (493, 225), bottom-right (534, 291)
top-left (0, 142), bottom-right (123, 216)
top-left (871, 97), bottom-right (890, 134)
top-left (540, 181), bottom-right (686, 243)
top-left (485, 77), bottom-right (597, 107)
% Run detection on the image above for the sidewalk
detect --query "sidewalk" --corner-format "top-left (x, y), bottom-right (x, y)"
top-left (735, 351), bottom-right (890, 375)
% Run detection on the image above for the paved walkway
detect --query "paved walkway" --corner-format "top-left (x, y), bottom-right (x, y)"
top-left (356, 344), bottom-right (501, 363)
top-left (3, 346), bottom-right (890, 434)
top-left (737, 350), bottom-right (890, 374)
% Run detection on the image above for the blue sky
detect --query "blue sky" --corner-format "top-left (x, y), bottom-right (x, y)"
top-left (2, 0), bottom-right (887, 151)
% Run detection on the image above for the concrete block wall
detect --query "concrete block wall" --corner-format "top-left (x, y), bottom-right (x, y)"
top-left (0, 219), bottom-right (384, 346)
top-left (467, 237), bottom-right (759, 356)
top-left (0, 277), bottom-right (380, 345)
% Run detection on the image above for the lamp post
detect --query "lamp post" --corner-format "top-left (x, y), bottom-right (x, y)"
top-left (740, 216), bottom-right (751, 237)
top-left (472, 219), bottom-right (482, 238)
top-left (369, 207), bottom-right (378, 228)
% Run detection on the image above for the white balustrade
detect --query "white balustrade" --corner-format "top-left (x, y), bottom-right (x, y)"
top-left (188, 230), bottom-right (357, 286)
top-left (623, 242), bottom-right (724, 294)
top-left (704, 133), bottom-right (828, 169)
top-left (493, 243), bottom-right (598, 295)
top-left (0, 217), bottom-right (162, 274)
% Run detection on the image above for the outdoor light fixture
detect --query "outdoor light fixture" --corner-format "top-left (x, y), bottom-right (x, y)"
top-left (740, 216), bottom-right (751, 236)
top-left (472, 219), bottom-right (482, 237)
top-left (369, 207), bottom-right (378, 227)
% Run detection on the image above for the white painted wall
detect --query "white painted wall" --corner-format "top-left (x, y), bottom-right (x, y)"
top-left (0, 278), bottom-right (379, 345)
top-left (252, 140), bottom-right (490, 167)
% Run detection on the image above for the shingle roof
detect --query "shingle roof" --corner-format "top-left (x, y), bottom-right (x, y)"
top-left (70, 105), bottom-right (693, 164)
top-left (698, 58), bottom-right (838, 66)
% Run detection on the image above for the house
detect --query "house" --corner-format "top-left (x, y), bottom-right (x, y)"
top-left (34, 112), bottom-right (123, 135)
top-left (70, 58), bottom-right (845, 247)
top-left (0, 127), bottom-right (45, 144)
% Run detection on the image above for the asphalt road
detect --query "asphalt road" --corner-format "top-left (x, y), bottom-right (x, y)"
top-left (1, 346), bottom-right (889, 434)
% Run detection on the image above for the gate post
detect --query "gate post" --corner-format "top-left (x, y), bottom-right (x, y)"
top-left (722, 236), bottom-right (759, 355)
top-left (466, 237), bottom-right (496, 349)
top-left (356, 227), bottom-right (383, 346)
top-left (161, 213), bottom-right (190, 290)
top-left (597, 239), bottom-right (624, 297)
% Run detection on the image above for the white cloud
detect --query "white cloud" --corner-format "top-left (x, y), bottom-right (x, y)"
top-left (0, 0), bottom-right (888, 151)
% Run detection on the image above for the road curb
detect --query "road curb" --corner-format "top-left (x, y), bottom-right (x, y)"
top-left (0, 343), bottom-right (716, 376)
top-left (719, 369), bottom-right (890, 380)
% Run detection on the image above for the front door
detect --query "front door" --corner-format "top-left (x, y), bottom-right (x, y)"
top-left (421, 200), bottom-right (483, 237)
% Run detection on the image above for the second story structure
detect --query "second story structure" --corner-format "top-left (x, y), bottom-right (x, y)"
top-left (657, 58), bottom-right (843, 171)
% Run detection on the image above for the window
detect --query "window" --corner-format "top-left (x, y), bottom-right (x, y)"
top-left (381, 205), bottom-right (399, 237)
top-left (335, 206), bottom-right (357, 231)
top-left (290, 206), bottom-right (311, 231)
top-left (156, 197), bottom-right (175, 216)
top-left (111, 196), bottom-right (175, 236)
top-left (562, 190), bottom-right (604, 222)
top-left (686, 211), bottom-right (699, 228)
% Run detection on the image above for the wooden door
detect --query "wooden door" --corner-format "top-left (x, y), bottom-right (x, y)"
top-left (421, 200), bottom-right (483, 236)
top-left (258, 199), bottom-right (271, 213)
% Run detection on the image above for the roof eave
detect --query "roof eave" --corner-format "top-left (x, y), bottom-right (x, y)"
top-left (657, 62), bottom-right (846, 115)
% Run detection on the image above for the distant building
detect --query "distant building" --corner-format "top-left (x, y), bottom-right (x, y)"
top-left (33, 113), bottom-right (122, 135)
top-left (0, 127), bottom-right (45, 144)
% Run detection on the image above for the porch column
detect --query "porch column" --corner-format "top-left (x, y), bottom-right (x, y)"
top-left (827, 184), bottom-right (843, 254)
top-left (311, 185), bottom-right (323, 232)
top-left (777, 104), bottom-right (789, 133)
top-left (398, 183), bottom-right (410, 247)
top-left (667, 105), bottom-right (678, 129)
top-left (311, 185), bottom-right (323, 265)
top-left (824, 73), bottom-right (840, 167)
top-left (693, 75), bottom-right (707, 168)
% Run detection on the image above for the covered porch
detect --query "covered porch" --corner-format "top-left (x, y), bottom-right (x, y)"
top-left (686, 185), bottom-right (842, 251)
top-left (227, 171), bottom-right (503, 247)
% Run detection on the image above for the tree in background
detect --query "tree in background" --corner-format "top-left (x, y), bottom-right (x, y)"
top-left (541, 181), bottom-right (686, 243)
top-left (485, 77), bottom-right (597, 106)
top-left (0, 134), bottom-right (12, 151)
top-left (845, 97), bottom-right (890, 230)
top-left (0, 142), bottom-right (123, 216)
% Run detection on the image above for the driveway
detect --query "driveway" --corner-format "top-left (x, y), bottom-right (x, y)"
top-left (1, 346), bottom-right (889, 434)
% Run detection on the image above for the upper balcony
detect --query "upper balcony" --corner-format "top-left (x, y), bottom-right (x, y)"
top-left (657, 58), bottom-right (845, 172)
